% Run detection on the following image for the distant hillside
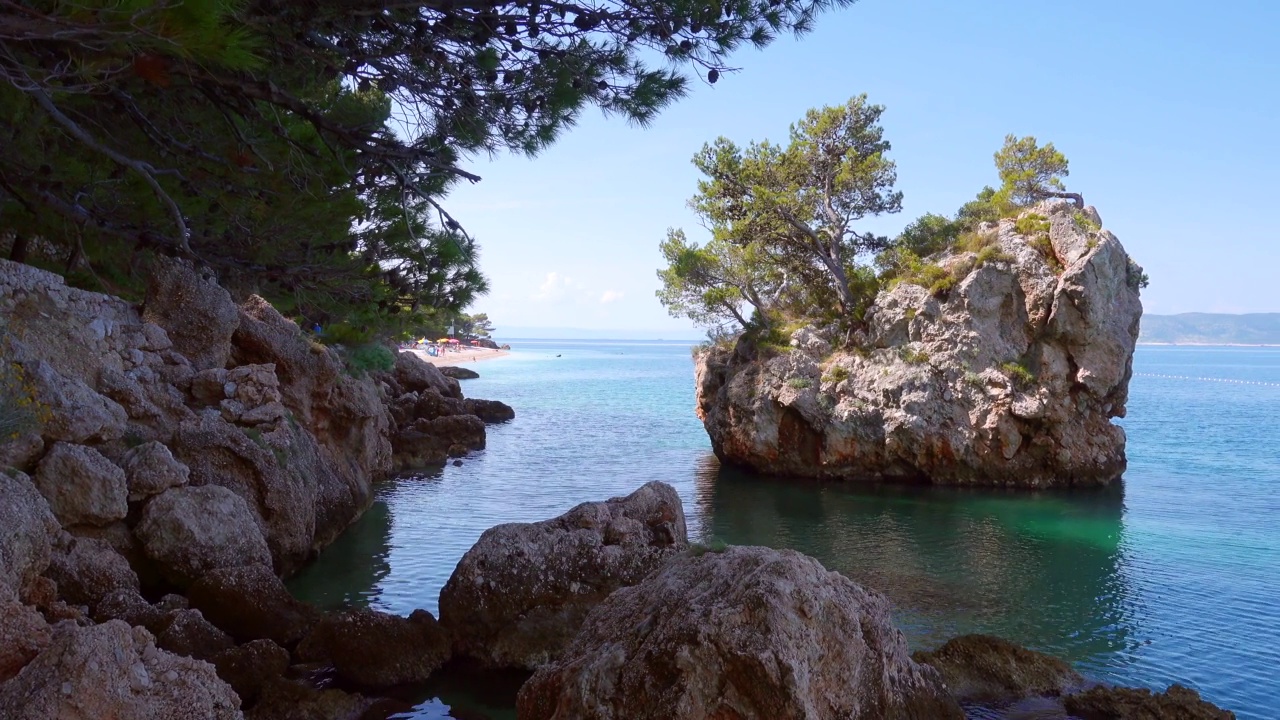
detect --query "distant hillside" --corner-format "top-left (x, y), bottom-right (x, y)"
top-left (1140, 313), bottom-right (1280, 345)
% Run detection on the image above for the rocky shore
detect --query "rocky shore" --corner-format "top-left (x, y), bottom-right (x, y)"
top-left (695, 200), bottom-right (1145, 487)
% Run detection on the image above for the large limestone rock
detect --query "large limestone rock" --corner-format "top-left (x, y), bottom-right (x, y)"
top-left (695, 201), bottom-right (1144, 487)
top-left (155, 608), bottom-right (236, 661)
top-left (439, 481), bottom-right (688, 670)
top-left (389, 349), bottom-right (462, 399)
top-left (1064, 683), bottom-right (1235, 719)
top-left (33, 441), bottom-right (128, 527)
top-left (121, 441), bottom-right (190, 502)
top-left (142, 255), bottom-right (239, 371)
top-left (295, 607), bottom-right (449, 689)
top-left (211, 639), bottom-right (290, 706)
top-left (135, 485), bottom-right (272, 586)
top-left (911, 634), bottom-right (1084, 703)
top-left (187, 564), bottom-right (320, 645)
top-left (0, 470), bottom-right (60, 600)
top-left (0, 620), bottom-right (241, 719)
top-left (45, 536), bottom-right (140, 608)
top-left (517, 545), bottom-right (962, 720)
top-left (0, 600), bottom-right (50, 682)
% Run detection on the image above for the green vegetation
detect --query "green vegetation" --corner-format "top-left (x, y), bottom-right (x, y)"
top-left (341, 344), bottom-right (396, 377)
top-left (687, 539), bottom-right (730, 557)
top-left (823, 365), bottom-right (850, 384)
top-left (1001, 362), bottom-right (1035, 386)
top-left (0, 360), bottom-right (48, 441)
top-left (899, 347), bottom-right (930, 365)
top-left (787, 377), bottom-right (813, 390)
top-left (2, 0), bottom-right (855, 341)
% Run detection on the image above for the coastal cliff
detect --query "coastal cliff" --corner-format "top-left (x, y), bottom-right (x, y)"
top-left (695, 200), bottom-right (1144, 486)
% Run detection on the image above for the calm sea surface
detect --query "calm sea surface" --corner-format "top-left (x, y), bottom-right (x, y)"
top-left (288, 342), bottom-right (1280, 719)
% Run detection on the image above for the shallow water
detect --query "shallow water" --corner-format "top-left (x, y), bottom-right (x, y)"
top-left (288, 342), bottom-right (1280, 719)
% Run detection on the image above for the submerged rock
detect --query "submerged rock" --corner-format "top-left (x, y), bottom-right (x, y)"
top-left (439, 365), bottom-right (480, 379)
top-left (0, 620), bottom-right (241, 719)
top-left (518, 545), bottom-right (962, 720)
top-left (911, 634), bottom-right (1084, 703)
top-left (694, 201), bottom-right (1143, 487)
top-left (295, 607), bottom-right (449, 689)
top-left (1064, 683), bottom-right (1235, 720)
top-left (440, 481), bottom-right (688, 671)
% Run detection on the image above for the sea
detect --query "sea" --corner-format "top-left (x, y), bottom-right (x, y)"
top-left (287, 342), bottom-right (1280, 719)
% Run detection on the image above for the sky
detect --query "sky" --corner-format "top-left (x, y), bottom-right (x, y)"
top-left (443, 0), bottom-right (1280, 337)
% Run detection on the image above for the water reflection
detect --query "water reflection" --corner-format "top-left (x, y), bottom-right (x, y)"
top-left (287, 498), bottom-right (394, 609)
top-left (693, 454), bottom-right (1139, 675)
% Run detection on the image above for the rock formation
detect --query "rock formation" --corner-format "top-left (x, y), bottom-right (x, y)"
top-left (911, 634), bottom-right (1084, 703)
top-left (517, 545), bottom-right (963, 719)
top-left (695, 201), bottom-right (1144, 486)
top-left (439, 481), bottom-right (688, 670)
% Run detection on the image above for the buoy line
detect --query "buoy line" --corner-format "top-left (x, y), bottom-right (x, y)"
top-left (1135, 372), bottom-right (1280, 388)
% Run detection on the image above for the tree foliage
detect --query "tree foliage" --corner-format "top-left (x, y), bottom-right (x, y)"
top-left (993, 134), bottom-right (1073, 206)
top-left (662, 94), bottom-right (901, 331)
top-left (1, 0), bottom-right (857, 337)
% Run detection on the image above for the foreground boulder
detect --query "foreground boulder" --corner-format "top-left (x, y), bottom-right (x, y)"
top-left (0, 470), bottom-right (60, 600)
top-left (211, 639), bottom-right (290, 707)
top-left (1064, 683), bottom-right (1235, 720)
top-left (695, 201), bottom-right (1143, 486)
top-left (440, 481), bottom-right (688, 670)
top-left (0, 600), bottom-right (50, 682)
top-left (518, 545), bottom-right (962, 719)
top-left (911, 634), bottom-right (1084, 702)
top-left (45, 536), bottom-right (140, 608)
top-left (187, 563), bottom-right (319, 645)
top-left (296, 607), bottom-right (449, 688)
top-left (135, 485), bottom-right (272, 586)
top-left (0, 620), bottom-right (241, 719)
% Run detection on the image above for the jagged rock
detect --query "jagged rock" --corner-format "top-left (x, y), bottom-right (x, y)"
top-left (439, 365), bottom-right (480, 379)
top-left (0, 620), bottom-right (241, 719)
top-left (911, 634), bottom-right (1084, 702)
top-left (187, 564), bottom-right (320, 645)
top-left (440, 481), bottom-right (688, 670)
top-left (518, 545), bottom-right (962, 720)
top-left (28, 362), bottom-right (129, 444)
top-left (390, 350), bottom-right (462, 399)
top-left (45, 536), bottom-right (140, 608)
top-left (121, 441), bottom-right (190, 502)
top-left (135, 485), bottom-right (272, 587)
top-left (0, 432), bottom-right (44, 474)
top-left (231, 295), bottom-right (342, 424)
top-left (248, 677), bottom-right (385, 720)
top-left (0, 600), bottom-right (50, 682)
top-left (695, 200), bottom-right (1143, 486)
top-left (156, 608), bottom-right (235, 661)
top-left (93, 588), bottom-right (168, 631)
top-left (464, 398), bottom-right (515, 423)
top-left (0, 470), bottom-right (60, 599)
top-left (33, 442), bottom-right (129, 527)
top-left (211, 639), bottom-right (290, 707)
top-left (1064, 683), bottom-right (1235, 719)
top-left (392, 414), bottom-right (486, 467)
top-left (142, 255), bottom-right (239, 371)
top-left (295, 607), bottom-right (449, 689)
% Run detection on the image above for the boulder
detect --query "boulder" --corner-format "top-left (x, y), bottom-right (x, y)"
top-left (121, 441), bottom-right (190, 502)
top-left (517, 545), bottom-right (962, 720)
top-left (211, 639), bottom-right (290, 707)
top-left (911, 634), bottom-right (1084, 703)
top-left (439, 481), bottom-right (688, 670)
top-left (464, 398), bottom-right (516, 423)
top-left (439, 365), bottom-right (480, 379)
top-left (0, 620), bottom-right (241, 719)
top-left (33, 441), bottom-right (129, 527)
top-left (45, 536), bottom-right (140, 608)
top-left (92, 588), bottom-right (168, 631)
top-left (26, 361), bottom-right (128, 444)
top-left (135, 485), bottom-right (272, 587)
top-left (187, 564), bottom-right (320, 645)
top-left (390, 350), bottom-right (462, 399)
top-left (295, 607), bottom-right (449, 689)
top-left (1064, 683), bottom-right (1235, 720)
top-left (0, 599), bottom-right (50, 682)
top-left (694, 201), bottom-right (1143, 487)
top-left (392, 414), bottom-right (486, 467)
top-left (142, 255), bottom-right (239, 371)
top-left (155, 608), bottom-right (235, 661)
top-left (247, 677), bottom-right (388, 720)
top-left (0, 470), bottom-right (60, 599)
top-left (230, 295), bottom-right (342, 425)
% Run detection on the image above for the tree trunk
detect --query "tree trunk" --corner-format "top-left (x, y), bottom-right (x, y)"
top-left (1041, 191), bottom-right (1084, 209)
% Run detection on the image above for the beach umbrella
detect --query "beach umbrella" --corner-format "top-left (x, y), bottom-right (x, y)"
top-left (470, 340), bottom-right (480, 345)
top-left (436, 338), bottom-right (451, 343)
top-left (448, 338), bottom-right (460, 343)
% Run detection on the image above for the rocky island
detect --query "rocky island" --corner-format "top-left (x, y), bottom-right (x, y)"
top-left (695, 199), bottom-right (1144, 487)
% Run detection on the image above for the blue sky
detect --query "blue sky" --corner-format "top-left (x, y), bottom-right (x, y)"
top-left (445, 0), bottom-right (1280, 337)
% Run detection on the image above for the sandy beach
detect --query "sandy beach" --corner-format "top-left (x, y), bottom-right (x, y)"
top-left (407, 346), bottom-right (511, 366)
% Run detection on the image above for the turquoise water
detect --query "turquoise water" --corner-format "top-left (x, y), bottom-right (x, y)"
top-left (288, 342), bottom-right (1280, 718)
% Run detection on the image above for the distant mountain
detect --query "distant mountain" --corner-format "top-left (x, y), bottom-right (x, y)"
top-left (498, 326), bottom-right (706, 341)
top-left (1140, 313), bottom-right (1280, 345)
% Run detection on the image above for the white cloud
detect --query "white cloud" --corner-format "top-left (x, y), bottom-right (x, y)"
top-left (599, 290), bottom-right (624, 304)
top-left (532, 271), bottom-right (572, 301)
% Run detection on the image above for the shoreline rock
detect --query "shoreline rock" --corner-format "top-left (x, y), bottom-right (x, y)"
top-left (694, 201), bottom-right (1143, 487)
